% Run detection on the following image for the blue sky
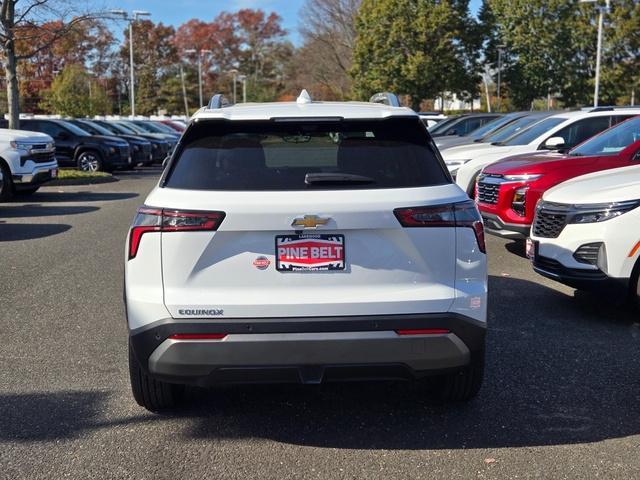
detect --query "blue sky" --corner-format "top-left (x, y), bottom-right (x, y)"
top-left (112, 0), bottom-right (483, 45)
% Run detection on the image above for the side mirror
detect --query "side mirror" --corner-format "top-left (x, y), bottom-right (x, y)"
top-left (543, 136), bottom-right (565, 150)
top-left (445, 128), bottom-right (458, 136)
top-left (57, 131), bottom-right (70, 141)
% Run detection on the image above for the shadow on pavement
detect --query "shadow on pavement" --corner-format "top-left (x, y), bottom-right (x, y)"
top-left (0, 391), bottom-right (154, 442)
top-left (0, 205), bottom-right (99, 218)
top-left (13, 191), bottom-right (139, 203)
top-left (173, 275), bottom-right (640, 450)
top-left (504, 239), bottom-right (527, 258)
top-left (0, 223), bottom-right (71, 241)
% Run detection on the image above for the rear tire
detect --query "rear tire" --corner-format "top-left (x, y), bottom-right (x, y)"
top-left (0, 162), bottom-right (14, 202)
top-left (129, 340), bottom-right (184, 411)
top-left (432, 346), bottom-right (484, 402)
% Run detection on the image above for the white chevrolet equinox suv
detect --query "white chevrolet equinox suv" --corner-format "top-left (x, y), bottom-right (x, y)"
top-left (125, 91), bottom-right (488, 411)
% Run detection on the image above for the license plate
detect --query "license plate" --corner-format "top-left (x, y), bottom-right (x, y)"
top-left (276, 234), bottom-right (345, 272)
top-left (51, 168), bottom-right (58, 178)
top-left (526, 238), bottom-right (537, 260)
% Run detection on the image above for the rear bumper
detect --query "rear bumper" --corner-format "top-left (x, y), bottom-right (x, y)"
top-left (481, 212), bottom-right (530, 238)
top-left (129, 313), bottom-right (486, 386)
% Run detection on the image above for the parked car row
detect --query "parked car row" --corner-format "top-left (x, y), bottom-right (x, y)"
top-left (0, 117), bottom-right (184, 201)
top-left (458, 111), bottom-right (640, 306)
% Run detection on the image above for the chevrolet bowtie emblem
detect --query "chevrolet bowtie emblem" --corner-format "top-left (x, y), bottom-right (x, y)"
top-left (291, 215), bottom-right (330, 229)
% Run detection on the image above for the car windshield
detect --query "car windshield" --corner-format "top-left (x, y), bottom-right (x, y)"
top-left (470, 115), bottom-right (520, 140)
top-left (109, 122), bottom-right (138, 134)
top-left (59, 120), bottom-right (91, 136)
top-left (120, 122), bottom-right (148, 134)
top-left (145, 122), bottom-right (175, 133)
top-left (78, 121), bottom-right (115, 136)
top-left (483, 114), bottom-right (551, 144)
top-left (570, 116), bottom-right (640, 156)
top-left (502, 117), bottom-right (566, 146)
top-left (428, 116), bottom-right (459, 134)
top-left (165, 117), bottom-right (449, 191)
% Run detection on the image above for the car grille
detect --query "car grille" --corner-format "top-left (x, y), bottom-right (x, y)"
top-left (477, 180), bottom-right (500, 204)
top-left (29, 151), bottom-right (56, 164)
top-left (119, 145), bottom-right (130, 158)
top-left (532, 203), bottom-right (569, 238)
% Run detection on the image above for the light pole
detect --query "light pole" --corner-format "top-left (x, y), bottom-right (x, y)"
top-left (185, 49), bottom-right (213, 107)
top-left (111, 9), bottom-right (151, 117)
top-left (580, 0), bottom-right (611, 107)
top-left (228, 69), bottom-right (238, 103)
top-left (238, 75), bottom-right (247, 103)
top-left (496, 45), bottom-right (505, 112)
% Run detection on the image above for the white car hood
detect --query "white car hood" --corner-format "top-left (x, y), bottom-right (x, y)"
top-left (442, 143), bottom-right (517, 161)
top-left (544, 164), bottom-right (640, 204)
top-left (0, 129), bottom-right (52, 143)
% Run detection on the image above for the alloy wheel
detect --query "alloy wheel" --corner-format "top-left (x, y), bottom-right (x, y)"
top-left (79, 152), bottom-right (100, 172)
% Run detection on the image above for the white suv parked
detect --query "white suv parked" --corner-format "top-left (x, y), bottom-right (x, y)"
top-left (529, 164), bottom-right (640, 305)
top-left (0, 129), bottom-right (57, 201)
top-left (125, 91), bottom-right (488, 411)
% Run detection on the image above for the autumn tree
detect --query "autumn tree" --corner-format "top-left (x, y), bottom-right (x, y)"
top-left (0, 1), bottom-right (99, 128)
top-left (117, 20), bottom-right (178, 115)
top-left (293, 0), bottom-right (360, 99)
top-left (18, 18), bottom-right (114, 113)
top-left (40, 63), bottom-right (109, 116)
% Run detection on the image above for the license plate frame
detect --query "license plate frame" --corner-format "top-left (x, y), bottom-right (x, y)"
top-left (275, 234), bottom-right (345, 272)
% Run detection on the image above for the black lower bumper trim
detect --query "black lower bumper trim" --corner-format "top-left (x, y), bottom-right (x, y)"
top-left (533, 255), bottom-right (628, 292)
top-left (481, 213), bottom-right (530, 238)
top-left (130, 312), bottom-right (486, 374)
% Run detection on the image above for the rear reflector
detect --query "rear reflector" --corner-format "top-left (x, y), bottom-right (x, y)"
top-left (394, 200), bottom-right (486, 253)
top-left (128, 206), bottom-right (225, 259)
top-left (396, 329), bottom-right (450, 335)
top-left (169, 333), bottom-right (227, 340)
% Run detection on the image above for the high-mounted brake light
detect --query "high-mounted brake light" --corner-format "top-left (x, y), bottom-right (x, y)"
top-left (128, 206), bottom-right (225, 259)
top-left (394, 200), bottom-right (486, 253)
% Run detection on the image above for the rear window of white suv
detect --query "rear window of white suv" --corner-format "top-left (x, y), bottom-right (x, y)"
top-left (163, 117), bottom-right (449, 190)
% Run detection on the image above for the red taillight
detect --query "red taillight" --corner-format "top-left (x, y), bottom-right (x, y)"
top-left (128, 206), bottom-right (225, 259)
top-left (396, 329), bottom-right (450, 335)
top-left (394, 200), bottom-right (486, 253)
top-left (169, 333), bottom-right (227, 340)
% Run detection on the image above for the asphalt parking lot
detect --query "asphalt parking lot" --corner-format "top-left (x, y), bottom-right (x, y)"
top-left (1, 168), bottom-right (639, 479)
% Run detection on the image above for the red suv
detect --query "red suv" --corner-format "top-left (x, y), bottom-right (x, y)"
top-left (476, 115), bottom-right (640, 238)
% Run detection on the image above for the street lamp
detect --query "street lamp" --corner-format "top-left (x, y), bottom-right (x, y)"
top-left (580, 0), bottom-right (611, 107)
top-left (185, 49), bottom-right (213, 107)
top-left (238, 74), bottom-right (247, 103)
top-left (228, 69), bottom-right (238, 104)
top-left (111, 9), bottom-right (151, 117)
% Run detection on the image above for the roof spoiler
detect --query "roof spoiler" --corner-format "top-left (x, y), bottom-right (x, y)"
top-left (207, 94), bottom-right (232, 109)
top-left (369, 92), bottom-right (401, 107)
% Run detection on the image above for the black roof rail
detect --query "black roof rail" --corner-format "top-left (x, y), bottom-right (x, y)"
top-left (207, 94), bottom-right (232, 109)
top-left (369, 92), bottom-right (401, 107)
top-left (588, 106), bottom-right (614, 112)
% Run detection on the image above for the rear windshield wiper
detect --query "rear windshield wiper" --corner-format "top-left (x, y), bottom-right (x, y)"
top-left (305, 173), bottom-right (375, 185)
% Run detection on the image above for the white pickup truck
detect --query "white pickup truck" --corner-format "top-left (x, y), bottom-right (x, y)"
top-left (0, 129), bottom-right (58, 201)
